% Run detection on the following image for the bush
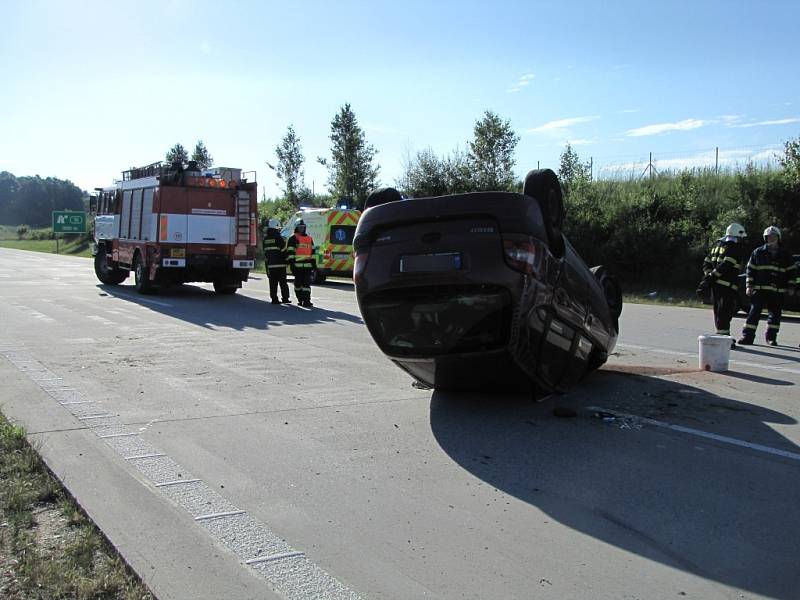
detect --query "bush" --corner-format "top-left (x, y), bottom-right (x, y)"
top-left (562, 167), bottom-right (797, 288)
top-left (16, 224), bottom-right (29, 239)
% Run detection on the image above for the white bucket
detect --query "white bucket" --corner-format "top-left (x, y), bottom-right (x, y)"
top-left (698, 335), bottom-right (731, 372)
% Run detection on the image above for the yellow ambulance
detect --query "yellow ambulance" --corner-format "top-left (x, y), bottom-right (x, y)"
top-left (281, 207), bottom-right (361, 283)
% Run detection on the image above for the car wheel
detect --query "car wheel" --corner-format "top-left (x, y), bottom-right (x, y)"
top-left (94, 246), bottom-right (127, 285)
top-left (590, 265), bottom-right (623, 327)
top-left (133, 252), bottom-right (154, 294)
top-left (523, 169), bottom-right (565, 257)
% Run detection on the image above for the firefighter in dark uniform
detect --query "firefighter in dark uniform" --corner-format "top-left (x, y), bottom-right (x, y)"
top-left (262, 218), bottom-right (291, 304)
top-left (701, 223), bottom-right (747, 348)
top-left (738, 226), bottom-right (798, 346)
top-left (285, 220), bottom-right (315, 307)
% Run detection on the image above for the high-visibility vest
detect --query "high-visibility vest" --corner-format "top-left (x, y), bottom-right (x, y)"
top-left (294, 234), bottom-right (314, 263)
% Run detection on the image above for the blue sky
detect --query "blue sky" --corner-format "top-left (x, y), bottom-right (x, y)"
top-left (2, 0), bottom-right (799, 200)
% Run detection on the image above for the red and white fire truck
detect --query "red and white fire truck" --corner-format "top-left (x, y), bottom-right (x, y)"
top-left (90, 161), bottom-right (258, 294)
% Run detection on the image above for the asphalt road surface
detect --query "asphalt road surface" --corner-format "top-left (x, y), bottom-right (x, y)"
top-left (1, 248), bottom-right (799, 600)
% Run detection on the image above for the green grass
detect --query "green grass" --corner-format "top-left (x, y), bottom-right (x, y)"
top-left (0, 410), bottom-right (154, 599)
top-left (622, 284), bottom-right (706, 309)
top-left (0, 225), bottom-right (92, 257)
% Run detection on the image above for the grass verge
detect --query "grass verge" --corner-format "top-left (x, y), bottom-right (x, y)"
top-left (0, 410), bottom-right (154, 599)
top-left (0, 238), bottom-right (92, 258)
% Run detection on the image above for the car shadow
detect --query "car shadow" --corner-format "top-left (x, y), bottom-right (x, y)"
top-left (429, 370), bottom-right (799, 598)
top-left (97, 283), bottom-right (363, 331)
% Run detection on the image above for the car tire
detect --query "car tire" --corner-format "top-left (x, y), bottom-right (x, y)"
top-left (133, 252), bottom-right (154, 294)
top-left (590, 265), bottom-right (623, 328)
top-left (523, 169), bottom-right (565, 257)
top-left (94, 245), bottom-right (128, 285)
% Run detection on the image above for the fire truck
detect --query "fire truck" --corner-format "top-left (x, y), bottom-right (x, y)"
top-left (90, 161), bottom-right (258, 294)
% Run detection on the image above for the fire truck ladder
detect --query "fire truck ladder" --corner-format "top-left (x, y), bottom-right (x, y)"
top-left (236, 192), bottom-right (250, 243)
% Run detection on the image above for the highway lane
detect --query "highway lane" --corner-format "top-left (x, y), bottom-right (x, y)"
top-left (1, 248), bottom-right (799, 600)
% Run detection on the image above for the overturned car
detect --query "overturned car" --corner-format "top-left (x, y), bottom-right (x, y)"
top-left (353, 169), bottom-right (622, 393)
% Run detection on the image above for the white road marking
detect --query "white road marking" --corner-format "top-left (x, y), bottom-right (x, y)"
top-left (588, 405), bottom-right (800, 462)
top-left (1, 348), bottom-right (363, 599)
top-left (194, 510), bottom-right (247, 521)
top-left (246, 551), bottom-right (305, 565)
top-left (618, 342), bottom-right (800, 376)
top-left (155, 479), bottom-right (202, 487)
top-left (124, 453), bottom-right (166, 460)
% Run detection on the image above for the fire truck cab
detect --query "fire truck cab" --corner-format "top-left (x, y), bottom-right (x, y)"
top-left (91, 161), bottom-right (258, 294)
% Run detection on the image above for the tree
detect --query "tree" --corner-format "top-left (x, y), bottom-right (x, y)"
top-left (272, 125), bottom-right (305, 206)
top-left (398, 146), bottom-right (473, 198)
top-left (558, 142), bottom-right (592, 197)
top-left (318, 103), bottom-right (380, 209)
top-left (191, 140), bottom-right (213, 169)
top-left (779, 134), bottom-right (800, 187)
top-left (467, 110), bottom-right (519, 191)
top-left (165, 143), bottom-right (189, 165)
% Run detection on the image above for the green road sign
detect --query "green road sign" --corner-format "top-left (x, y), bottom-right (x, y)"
top-left (52, 211), bottom-right (86, 233)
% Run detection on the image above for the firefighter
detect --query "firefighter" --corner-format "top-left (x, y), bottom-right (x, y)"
top-left (262, 218), bottom-right (291, 304)
top-left (738, 226), bottom-right (798, 346)
top-left (285, 220), bottom-right (315, 307)
top-left (701, 223), bottom-right (747, 347)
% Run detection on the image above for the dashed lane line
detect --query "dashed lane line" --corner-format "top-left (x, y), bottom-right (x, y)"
top-left (0, 346), bottom-right (363, 600)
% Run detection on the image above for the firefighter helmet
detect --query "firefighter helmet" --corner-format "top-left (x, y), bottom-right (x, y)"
top-left (763, 225), bottom-right (781, 241)
top-left (268, 218), bottom-right (280, 229)
top-left (725, 222), bottom-right (746, 239)
top-left (295, 220), bottom-right (306, 234)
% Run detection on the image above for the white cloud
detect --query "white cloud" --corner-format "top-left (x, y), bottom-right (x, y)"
top-left (507, 72), bottom-right (535, 94)
top-left (718, 114), bottom-right (742, 124)
top-left (625, 118), bottom-right (707, 137)
top-left (568, 138), bottom-right (593, 146)
top-left (731, 117), bottom-right (800, 128)
top-left (617, 108), bottom-right (640, 114)
top-left (527, 115), bottom-right (599, 133)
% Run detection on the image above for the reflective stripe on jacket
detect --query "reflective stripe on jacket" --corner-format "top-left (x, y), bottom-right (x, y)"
top-left (262, 229), bottom-right (287, 268)
top-left (703, 239), bottom-right (745, 290)
top-left (286, 233), bottom-right (315, 268)
top-left (745, 244), bottom-right (798, 293)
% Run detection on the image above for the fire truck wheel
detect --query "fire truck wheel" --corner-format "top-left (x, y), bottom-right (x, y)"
top-left (133, 253), bottom-right (154, 295)
top-left (213, 281), bottom-right (239, 294)
top-left (94, 246), bottom-right (127, 285)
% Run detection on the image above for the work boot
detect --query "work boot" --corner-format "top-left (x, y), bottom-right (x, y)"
top-left (281, 298), bottom-right (291, 304)
top-left (737, 337), bottom-right (753, 345)
top-left (767, 339), bottom-right (778, 346)
top-left (270, 299), bottom-right (281, 305)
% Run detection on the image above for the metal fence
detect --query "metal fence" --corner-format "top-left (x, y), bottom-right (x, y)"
top-left (588, 143), bottom-right (784, 180)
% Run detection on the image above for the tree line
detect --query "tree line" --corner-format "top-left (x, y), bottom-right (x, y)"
top-left (0, 172), bottom-right (85, 227)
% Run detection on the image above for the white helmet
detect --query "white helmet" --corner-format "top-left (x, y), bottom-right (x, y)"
top-left (268, 218), bottom-right (280, 228)
top-left (763, 225), bottom-right (781, 240)
top-left (725, 222), bottom-right (746, 239)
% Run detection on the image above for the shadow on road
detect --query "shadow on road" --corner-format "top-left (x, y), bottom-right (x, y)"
top-left (97, 283), bottom-right (363, 330)
top-left (430, 371), bottom-right (799, 599)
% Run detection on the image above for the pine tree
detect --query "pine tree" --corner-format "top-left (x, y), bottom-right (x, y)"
top-left (318, 103), bottom-right (379, 209)
top-left (273, 125), bottom-right (305, 206)
top-left (467, 110), bottom-right (519, 191)
top-left (191, 140), bottom-right (213, 169)
top-left (165, 143), bottom-right (189, 165)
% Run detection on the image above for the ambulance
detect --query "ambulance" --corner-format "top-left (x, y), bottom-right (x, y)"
top-left (281, 207), bottom-right (361, 283)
